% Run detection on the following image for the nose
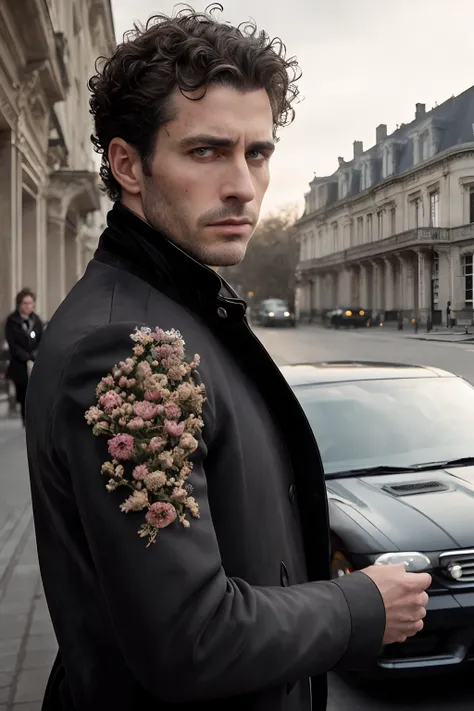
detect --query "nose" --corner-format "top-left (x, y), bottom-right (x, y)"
top-left (220, 158), bottom-right (256, 204)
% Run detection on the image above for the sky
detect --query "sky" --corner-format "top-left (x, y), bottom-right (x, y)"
top-left (110, 0), bottom-right (474, 218)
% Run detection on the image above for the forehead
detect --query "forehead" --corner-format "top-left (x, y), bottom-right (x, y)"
top-left (164, 85), bottom-right (274, 143)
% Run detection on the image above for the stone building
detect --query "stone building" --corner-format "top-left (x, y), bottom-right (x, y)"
top-left (0, 0), bottom-right (115, 324)
top-left (296, 84), bottom-right (474, 326)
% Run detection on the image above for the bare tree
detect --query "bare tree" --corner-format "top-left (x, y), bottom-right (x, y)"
top-left (220, 205), bottom-right (300, 307)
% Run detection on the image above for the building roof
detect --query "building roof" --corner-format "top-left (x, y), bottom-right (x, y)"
top-left (303, 83), bottom-right (474, 214)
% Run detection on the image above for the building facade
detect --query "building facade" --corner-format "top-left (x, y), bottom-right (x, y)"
top-left (296, 86), bottom-right (474, 326)
top-left (0, 0), bottom-right (115, 324)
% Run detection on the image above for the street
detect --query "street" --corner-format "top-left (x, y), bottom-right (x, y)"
top-left (1, 323), bottom-right (474, 709)
top-left (254, 322), bottom-right (474, 710)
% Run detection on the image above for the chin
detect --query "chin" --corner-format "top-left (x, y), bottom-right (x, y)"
top-left (199, 243), bottom-right (248, 268)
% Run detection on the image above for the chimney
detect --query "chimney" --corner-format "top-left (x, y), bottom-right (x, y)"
top-left (353, 140), bottom-right (363, 159)
top-left (338, 156), bottom-right (345, 167)
top-left (376, 124), bottom-right (387, 143)
top-left (415, 102), bottom-right (426, 121)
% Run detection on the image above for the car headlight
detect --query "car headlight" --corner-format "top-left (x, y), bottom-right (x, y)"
top-left (268, 312), bottom-right (274, 317)
top-left (284, 311), bottom-right (290, 317)
top-left (374, 552), bottom-right (431, 572)
top-left (345, 310), bottom-right (352, 317)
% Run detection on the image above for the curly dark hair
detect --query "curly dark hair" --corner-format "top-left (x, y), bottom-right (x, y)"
top-left (88, 3), bottom-right (301, 201)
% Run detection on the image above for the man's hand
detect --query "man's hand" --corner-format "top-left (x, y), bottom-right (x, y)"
top-left (360, 564), bottom-right (431, 644)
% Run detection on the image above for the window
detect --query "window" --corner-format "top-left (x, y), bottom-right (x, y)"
top-left (462, 254), bottom-right (473, 307)
top-left (429, 191), bottom-right (440, 227)
top-left (469, 187), bottom-right (474, 224)
top-left (432, 252), bottom-right (439, 305)
top-left (390, 208), bottom-right (396, 236)
top-left (332, 223), bottom-right (339, 252)
top-left (413, 198), bottom-right (422, 228)
top-left (356, 217), bottom-right (363, 244)
top-left (377, 210), bottom-right (383, 239)
top-left (367, 214), bottom-right (373, 242)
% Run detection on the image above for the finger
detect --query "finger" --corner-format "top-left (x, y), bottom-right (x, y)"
top-left (404, 572), bottom-right (432, 590)
top-left (420, 592), bottom-right (429, 607)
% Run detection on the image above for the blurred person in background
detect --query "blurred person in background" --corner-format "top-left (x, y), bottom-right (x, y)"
top-left (5, 288), bottom-right (43, 425)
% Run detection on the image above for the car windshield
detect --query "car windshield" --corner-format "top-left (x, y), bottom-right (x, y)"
top-left (293, 376), bottom-right (474, 475)
top-left (263, 299), bottom-right (287, 309)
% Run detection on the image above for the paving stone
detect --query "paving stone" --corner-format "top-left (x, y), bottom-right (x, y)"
top-left (12, 704), bottom-right (41, 711)
top-left (0, 615), bottom-right (28, 639)
top-left (0, 654), bottom-right (17, 673)
top-left (29, 619), bottom-right (53, 636)
top-left (22, 649), bottom-right (56, 671)
top-left (14, 668), bottom-right (49, 704)
top-left (0, 686), bottom-right (9, 704)
top-left (0, 638), bottom-right (22, 657)
top-left (0, 671), bottom-right (13, 688)
top-left (25, 635), bottom-right (57, 654)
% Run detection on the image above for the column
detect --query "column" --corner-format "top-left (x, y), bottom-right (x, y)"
top-left (36, 192), bottom-right (47, 319)
top-left (370, 260), bottom-right (384, 312)
top-left (384, 258), bottom-right (394, 312)
top-left (338, 267), bottom-right (351, 305)
top-left (416, 249), bottom-right (432, 323)
top-left (46, 197), bottom-right (66, 318)
top-left (359, 263), bottom-right (369, 309)
top-left (0, 131), bottom-right (21, 322)
top-left (350, 266), bottom-right (360, 305)
top-left (21, 190), bottom-right (38, 293)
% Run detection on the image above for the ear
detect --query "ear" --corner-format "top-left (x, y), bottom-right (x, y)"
top-left (108, 138), bottom-right (143, 196)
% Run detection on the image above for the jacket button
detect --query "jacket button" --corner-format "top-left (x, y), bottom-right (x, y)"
top-left (217, 306), bottom-right (228, 319)
top-left (288, 484), bottom-right (296, 505)
top-left (280, 561), bottom-right (290, 587)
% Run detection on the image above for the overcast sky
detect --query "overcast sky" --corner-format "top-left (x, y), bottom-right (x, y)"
top-left (110, 0), bottom-right (474, 217)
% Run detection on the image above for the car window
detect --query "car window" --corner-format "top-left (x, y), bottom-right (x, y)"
top-left (294, 377), bottom-right (474, 474)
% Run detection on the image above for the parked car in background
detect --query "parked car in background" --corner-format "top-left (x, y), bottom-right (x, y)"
top-left (254, 298), bottom-right (296, 327)
top-left (323, 307), bottom-right (370, 328)
top-left (282, 361), bottom-right (474, 678)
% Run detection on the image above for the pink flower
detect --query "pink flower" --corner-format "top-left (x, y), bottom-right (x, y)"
top-left (108, 433), bottom-right (135, 460)
top-left (150, 436), bottom-right (166, 453)
top-left (164, 404), bottom-right (181, 420)
top-left (127, 417), bottom-right (145, 431)
top-left (144, 390), bottom-right (162, 402)
top-left (145, 502), bottom-right (177, 529)
top-left (171, 487), bottom-right (187, 502)
top-left (133, 464), bottom-right (148, 480)
top-left (164, 420), bottom-right (186, 438)
top-left (133, 401), bottom-right (159, 420)
top-left (100, 391), bottom-right (123, 413)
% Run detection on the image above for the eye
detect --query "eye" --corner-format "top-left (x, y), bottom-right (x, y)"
top-left (247, 149), bottom-right (267, 162)
top-left (192, 147), bottom-right (215, 158)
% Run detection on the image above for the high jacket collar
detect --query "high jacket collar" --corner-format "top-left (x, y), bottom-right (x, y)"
top-left (94, 202), bottom-right (247, 320)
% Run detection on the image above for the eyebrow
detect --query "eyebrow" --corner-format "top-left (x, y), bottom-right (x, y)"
top-left (178, 134), bottom-right (275, 154)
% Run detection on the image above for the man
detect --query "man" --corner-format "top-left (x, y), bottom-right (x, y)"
top-left (26, 7), bottom-right (430, 710)
top-left (5, 288), bottom-right (43, 425)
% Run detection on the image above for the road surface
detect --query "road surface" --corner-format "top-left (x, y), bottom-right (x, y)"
top-left (253, 322), bottom-right (474, 709)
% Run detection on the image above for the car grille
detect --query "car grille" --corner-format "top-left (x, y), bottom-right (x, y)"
top-left (439, 549), bottom-right (474, 584)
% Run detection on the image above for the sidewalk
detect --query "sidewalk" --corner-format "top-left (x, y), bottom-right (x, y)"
top-left (0, 417), bottom-right (56, 710)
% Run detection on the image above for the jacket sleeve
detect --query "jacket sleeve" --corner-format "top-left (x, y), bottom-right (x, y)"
top-left (53, 321), bottom-right (386, 703)
top-left (33, 316), bottom-right (44, 355)
top-left (5, 317), bottom-right (30, 363)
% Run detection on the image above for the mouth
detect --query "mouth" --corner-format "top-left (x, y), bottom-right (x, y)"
top-left (208, 219), bottom-right (253, 227)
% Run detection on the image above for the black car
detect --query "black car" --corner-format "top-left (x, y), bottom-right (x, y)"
top-left (254, 298), bottom-right (296, 327)
top-left (282, 361), bottom-right (474, 677)
top-left (323, 307), bottom-right (370, 328)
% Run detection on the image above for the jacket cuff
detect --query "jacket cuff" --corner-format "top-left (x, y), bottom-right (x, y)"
top-left (331, 570), bottom-right (386, 671)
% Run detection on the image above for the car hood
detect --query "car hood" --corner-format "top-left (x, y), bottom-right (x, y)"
top-left (326, 466), bottom-right (474, 554)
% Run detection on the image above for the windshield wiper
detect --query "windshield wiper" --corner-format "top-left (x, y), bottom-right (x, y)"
top-left (326, 465), bottom-right (418, 480)
top-left (326, 458), bottom-right (474, 480)
top-left (415, 457), bottom-right (474, 470)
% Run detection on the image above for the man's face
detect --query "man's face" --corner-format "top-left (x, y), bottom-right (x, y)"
top-left (139, 85), bottom-right (275, 267)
